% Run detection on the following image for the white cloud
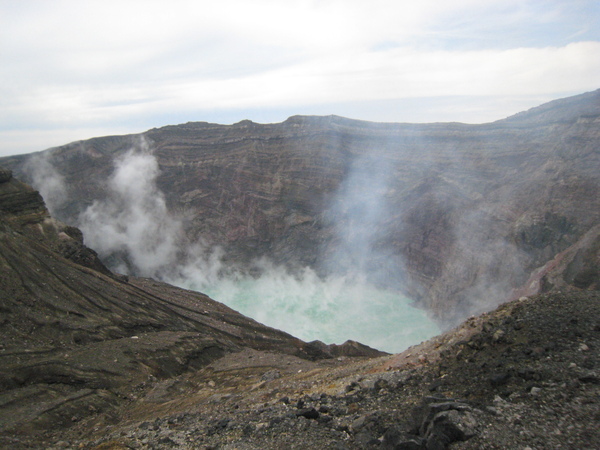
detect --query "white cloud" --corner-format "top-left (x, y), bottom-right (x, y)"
top-left (126, 41), bottom-right (600, 111)
top-left (0, 0), bottom-right (598, 155)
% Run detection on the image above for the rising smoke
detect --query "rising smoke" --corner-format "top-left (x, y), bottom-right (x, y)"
top-left (449, 202), bottom-right (529, 320)
top-left (22, 139), bottom-right (439, 352)
top-left (323, 151), bottom-right (406, 288)
top-left (24, 151), bottom-right (68, 213)
top-left (21, 121), bottom-right (569, 350)
top-left (78, 143), bottom-right (184, 277)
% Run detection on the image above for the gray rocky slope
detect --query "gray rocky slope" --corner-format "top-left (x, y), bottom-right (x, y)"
top-left (0, 157), bottom-right (599, 447)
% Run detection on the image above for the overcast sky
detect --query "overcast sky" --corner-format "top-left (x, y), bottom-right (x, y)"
top-left (1, 0), bottom-right (599, 156)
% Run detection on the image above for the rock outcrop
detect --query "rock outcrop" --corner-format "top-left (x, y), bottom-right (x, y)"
top-left (1, 89), bottom-right (599, 327)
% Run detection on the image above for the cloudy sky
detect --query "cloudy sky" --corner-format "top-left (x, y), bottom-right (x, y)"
top-left (1, 0), bottom-right (598, 156)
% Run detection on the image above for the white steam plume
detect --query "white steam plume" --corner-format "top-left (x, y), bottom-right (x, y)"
top-left (24, 151), bottom-right (68, 213)
top-left (25, 140), bottom-right (440, 353)
top-left (78, 142), bottom-right (184, 277)
top-left (449, 204), bottom-right (529, 321)
top-left (324, 152), bottom-right (405, 288)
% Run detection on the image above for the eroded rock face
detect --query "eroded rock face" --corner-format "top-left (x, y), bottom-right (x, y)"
top-left (2, 89), bottom-right (599, 325)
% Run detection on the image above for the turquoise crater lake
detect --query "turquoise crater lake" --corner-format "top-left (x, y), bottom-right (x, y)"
top-left (193, 269), bottom-right (440, 354)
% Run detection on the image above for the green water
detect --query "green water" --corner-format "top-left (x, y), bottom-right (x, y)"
top-left (197, 269), bottom-right (440, 354)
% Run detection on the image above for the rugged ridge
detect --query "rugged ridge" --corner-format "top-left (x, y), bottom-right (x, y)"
top-left (2, 90), bottom-right (599, 325)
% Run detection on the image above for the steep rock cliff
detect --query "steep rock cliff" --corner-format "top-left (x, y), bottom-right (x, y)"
top-left (2, 90), bottom-right (599, 325)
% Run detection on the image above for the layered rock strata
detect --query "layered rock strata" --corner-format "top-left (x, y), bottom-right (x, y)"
top-left (1, 89), bottom-right (599, 325)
